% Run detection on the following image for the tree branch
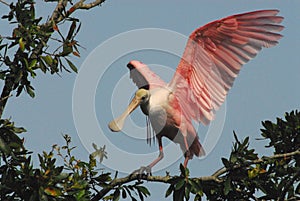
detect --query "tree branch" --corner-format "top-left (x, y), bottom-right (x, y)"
top-left (79, 0), bottom-right (105, 9)
top-left (64, 0), bottom-right (106, 17)
top-left (0, 0), bottom-right (9, 6)
top-left (212, 149), bottom-right (300, 179)
top-left (0, 80), bottom-right (14, 118)
top-left (91, 173), bottom-right (221, 201)
top-left (92, 149), bottom-right (300, 200)
top-left (74, 0), bottom-right (106, 10)
top-left (49, 0), bottom-right (68, 22)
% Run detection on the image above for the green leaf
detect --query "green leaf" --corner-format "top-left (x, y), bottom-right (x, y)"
top-left (29, 59), bottom-right (37, 69)
top-left (175, 179), bottom-right (185, 190)
top-left (122, 189), bottom-right (127, 199)
top-left (0, 136), bottom-right (11, 155)
top-left (136, 186), bottom-right (150, 197)
top-left (168, 176), bottom-right (181, 184)
top-left (38, 58), bottom-right (47, 73)
top-left (113, 189), bottom-right (120, 201)
top-left (19, 37), bottom-right (25, 51)
top-left (241, 136), bottom-right (249, 149)
top-left (94, 172), bottom-right (111, 183)
top-left (44, 187), bottom-right (62, 197)
top-left (23, 58), bottom-right (29, 69)
top-left (173, 187), bottom-right (185, 201)
top-left (230, 154), bottom-right (237, 163)
top-left (14, 70), bottom-right (23, 84)
top-left (76, 189), bottom-right (86, 199)
top-left (248, 168), bottom-right (257, 179)
top-left (12, 126), bottom-right (27, 133)
top-left (0, 71), bottom-right (6, 80)
top-left (233, 130), bottom-right (239, 143)
top-left (65, 58), bottom-right (78, 73)
top-left (185, 183), bottom-right (191, 200)
top-left (194, 193), bottom-right (202, 201)
top-left (67, 21), bottom-right (77, 40)
top-left (62, 43), bottom-right (73, 56)
top-left (263, 120), bottom-right (274, 131)
top-left (179, 164), bottom-right (186, 176)
top-left (9, 142), bottom-right (22, 149)
top-left (30, 69), bottom-right (36, 78)
top-left (124, 187), bottom-right (134, 200)
top-left (54, 173), bottom-right (70, 181)
top-left (165, 185), bottom-right (174, 198)
top-left (71, 180), bottom-right (88, 190)
top-left (221, 158), bottom-right (230, 168)
top-left (189, 179), bottom-right (201, 193)
top-left (137, 188), bottom-right (144, 201)
top-left (223, 178), bottom-right (231, 195)
top-left (25, 85), bottom-right (35, 98)
top-left (42, 55), bottom-right (53, 66)
top-left (185, 166), bottom-right (190, 177)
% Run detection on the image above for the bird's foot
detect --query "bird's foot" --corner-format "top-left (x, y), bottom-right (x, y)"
top-left (131, 166), bottom-right (152, 176)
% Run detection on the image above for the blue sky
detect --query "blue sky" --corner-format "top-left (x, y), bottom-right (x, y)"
top-left (1, 1), bottom-right (300, 200)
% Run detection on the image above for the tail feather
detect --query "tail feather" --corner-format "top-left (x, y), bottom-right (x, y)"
top-left (190, 137), bottom-right (205, 157)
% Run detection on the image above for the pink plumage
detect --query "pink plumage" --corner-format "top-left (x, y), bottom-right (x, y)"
top-left (109, 10), bottom-right (284, 172)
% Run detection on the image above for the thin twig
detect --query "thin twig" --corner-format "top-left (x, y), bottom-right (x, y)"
top-left (0, 94), bottom-right (12, 102)
top-left (0, 0), bottom-right (9, 6)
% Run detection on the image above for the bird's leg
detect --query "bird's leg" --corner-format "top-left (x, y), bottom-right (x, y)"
top-left (132, 137), bottom-right (164, 176)
top-left (147, 137), bottom-right (164, 169)
top-left (183, 151), bottom-right (191, 168)
top-left (183, 135), bottom-right (191, 168)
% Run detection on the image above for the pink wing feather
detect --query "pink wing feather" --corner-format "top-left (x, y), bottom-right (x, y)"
top-left (169, 10), bottom-right (284, 125)
top-left (127, 60), bottom-right (166, 89)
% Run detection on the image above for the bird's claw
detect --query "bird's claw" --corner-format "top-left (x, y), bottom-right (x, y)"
top-left (139, 166), bottom-right (152, 176)
top-left (131, 166), bottom-right (152, 177)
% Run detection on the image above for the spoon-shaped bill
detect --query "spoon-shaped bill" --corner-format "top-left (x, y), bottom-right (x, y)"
top-left (108, 96), bottom-right (141, 132)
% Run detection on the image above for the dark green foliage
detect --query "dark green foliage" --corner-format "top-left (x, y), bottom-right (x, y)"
top-left (262, 111), bottom-right (300, 155)
top-left (0, 118), bottom-right (26, 156)
top-left (163, 111), bottom-right (300, 201)
top-left (0, 133), bottom-right (104, 200)
top-left (110, 183), bottom-right (150, 201)
top-left (0, 0), bottom-right (81, 100)
top-left (165, 164), bottom-right (203, 201)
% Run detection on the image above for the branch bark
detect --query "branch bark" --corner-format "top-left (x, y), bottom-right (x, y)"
top-left (71, 0), bottom-right (106, 10)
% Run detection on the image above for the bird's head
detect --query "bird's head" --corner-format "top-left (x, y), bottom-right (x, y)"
top-left (135, 88), bottom-right (150, 104)
top-left (108, 88), bottom-right (150, 132)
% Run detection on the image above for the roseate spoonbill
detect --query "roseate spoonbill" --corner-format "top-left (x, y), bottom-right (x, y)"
top-left (108, 10), bottom-right (284, 173)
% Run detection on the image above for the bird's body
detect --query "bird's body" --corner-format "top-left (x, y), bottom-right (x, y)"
top-left (146, 87), bottom-right (204, 160)
top-left (108, 9), bottom-right (284, 172)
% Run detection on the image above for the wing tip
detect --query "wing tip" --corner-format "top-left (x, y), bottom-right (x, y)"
top-left (127, 60), bottom-right (144, 68)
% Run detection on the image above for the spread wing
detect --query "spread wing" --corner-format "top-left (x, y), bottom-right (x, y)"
top-left (168, 9), bottom-right (284, 125)
top-left (127, 60), bottom-right (167, 89)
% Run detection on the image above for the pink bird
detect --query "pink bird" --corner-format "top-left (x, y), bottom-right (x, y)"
top-left (109, 10), bottom-right (284, 174)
